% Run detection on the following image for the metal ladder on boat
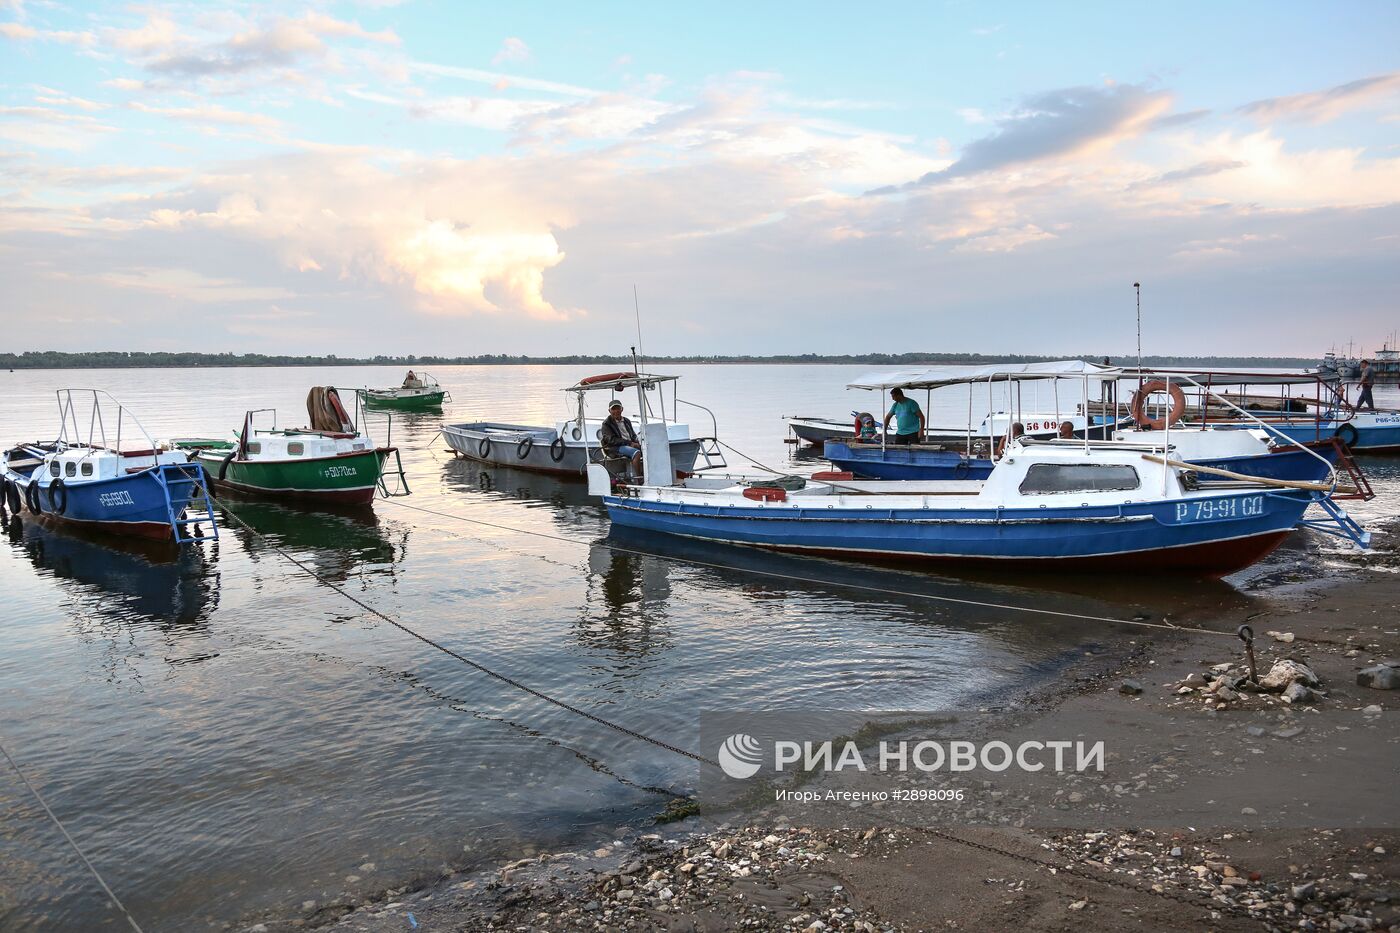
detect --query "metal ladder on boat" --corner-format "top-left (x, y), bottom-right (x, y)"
top-left (1301, 490), bottom-right (1371, 549)
top-left (1328, 437), bottom-right (1375, 501)
top-left (693, 437), bottom-right (728, 472)
top-left (377, 448), bottom-right (412, 498)
top-left (155, 462), bottom-right (220, 543)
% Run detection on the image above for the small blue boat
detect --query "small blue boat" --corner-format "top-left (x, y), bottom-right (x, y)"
top-left (1, 390), bottom-right (218, 543)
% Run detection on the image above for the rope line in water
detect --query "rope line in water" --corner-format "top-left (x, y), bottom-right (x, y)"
top-left (0, 738), bottom-right (146, 933)
top-left (209, 495), bottom-right (718, 769)
top-left (380, 498), bottom-right (1240, 640)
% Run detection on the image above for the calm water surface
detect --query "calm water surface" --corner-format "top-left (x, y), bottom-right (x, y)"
top-left (0, 365), bottom-right (1395, 931)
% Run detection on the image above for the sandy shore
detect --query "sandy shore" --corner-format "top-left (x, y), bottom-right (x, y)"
top-left (243, 525), bottom-right (1400, 933)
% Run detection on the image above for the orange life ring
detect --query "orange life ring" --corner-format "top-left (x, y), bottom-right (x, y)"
top-left (579, 371), bottom-right (634, 385)
top-left (1130, 380), bottom-right (1186, 430)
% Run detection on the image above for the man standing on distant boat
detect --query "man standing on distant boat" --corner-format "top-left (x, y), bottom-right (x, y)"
top-left (601, 400), bottom-right (643, 474)
top-left (1357, 360), bottom-right (1376, 411)
top-left (402, 370), bottom-right (422, 389)
top-left (883, 387), bottom-right (925, 445)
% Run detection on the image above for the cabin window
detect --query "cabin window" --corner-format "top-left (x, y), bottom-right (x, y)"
top-left (49, 462), bottom-right (60, 477)
top-left (246, 442), bottom-right (261, 454)
top-left (65, 462), bottom-right (77, 477)
top-left (287, 442), bottom-right (305, 456)
top-left (1019, 463), bottom-right (1140, 495)
top-left (81, 463), bottom-right (93, 477)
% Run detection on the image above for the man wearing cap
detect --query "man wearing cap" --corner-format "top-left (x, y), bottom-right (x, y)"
top-left (600, 400), bottom-right (643, 474)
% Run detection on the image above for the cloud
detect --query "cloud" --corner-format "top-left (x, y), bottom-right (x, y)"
top-left (412, 61), bottom-right (596, 98)
top-left (873, 83), bottom-right (1172, 192)
top-left (115, 11), bottom-right (398, 79)
top-left (0, 21), bottom-right (94, 45)
top-left (1239, 71), bottom-right (1400, 124)
top-left (492, 36), bottom-right (530, 65)
top-left (129, 101), bottom-right (280, 128)
top-left (1135, 158), bottom-right (1246, 188)
top-left (125, 151), bottom-right (575, 320)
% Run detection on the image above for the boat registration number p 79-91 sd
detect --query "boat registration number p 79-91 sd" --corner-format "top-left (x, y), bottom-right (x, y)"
top-left (1173, 495), bottom-right (1264, 523)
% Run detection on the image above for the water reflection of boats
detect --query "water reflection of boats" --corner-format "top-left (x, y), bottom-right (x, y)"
top-left (602, 523), bottom-right (1259, 623)
top-left (2, 513), bottom-right (220, 627)
top-left (439, 454), bottom-right (598, 512)
top-left (217, 499), bottom-right (403, 582)
top-left (577, 542), bottom-right (675, 655)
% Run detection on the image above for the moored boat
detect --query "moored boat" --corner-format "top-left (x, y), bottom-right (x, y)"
top-left (175, 387), bottom-right (406, 507)
top-left (589, 435), bottom-right (1369, 577)
top-left (0, 390), bottom-right (218, 543)
top-left (443, 371), bottom-right (725, 480)
top-left (359, 371), bottom-right (451, 411)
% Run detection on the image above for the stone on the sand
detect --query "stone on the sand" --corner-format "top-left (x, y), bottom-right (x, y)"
top-left (1119, 680), bottom-right (1143, 695)
top-left (1283, 682), bottom-right (1319, 704)
top-left (1258, 659), bottom-right (1319, 691)
top-left (1357, 665), bottom-right (1399, 690)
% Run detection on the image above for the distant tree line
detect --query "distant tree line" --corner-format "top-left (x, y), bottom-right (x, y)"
top-left (0, 350), bottom-right (1318, 370)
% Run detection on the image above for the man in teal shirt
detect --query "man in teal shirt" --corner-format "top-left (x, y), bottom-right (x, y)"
top-left (883, 387), bottom-right (925, 444)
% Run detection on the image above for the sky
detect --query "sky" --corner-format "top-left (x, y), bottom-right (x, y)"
top-left (2, 1), bottom-right (1398, 358)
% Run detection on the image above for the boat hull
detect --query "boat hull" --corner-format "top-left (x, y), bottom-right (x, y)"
top-left (360, 389), bottom-right (448, 411)
top-left (3, 463), bottom-right (201, 541)
top-left (1224, 414), bottom-right (1400, 454)
top-left (198, 448), bottom-right (390, 505)
top-left (443, 425), bottom-right (702, 479)
top-left (602, 489), bottom-right (1312, 577)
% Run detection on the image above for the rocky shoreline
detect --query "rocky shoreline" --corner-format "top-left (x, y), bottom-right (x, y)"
top-left (242, 526), bottom-right (1400, 933)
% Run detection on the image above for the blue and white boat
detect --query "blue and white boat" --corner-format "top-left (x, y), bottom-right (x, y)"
top-left (591, 421), bottom-right (1369, 577)
top-left (823, 365), bottom-right (1364, 491)
top-left (1, 390), bottom-right (218, 543)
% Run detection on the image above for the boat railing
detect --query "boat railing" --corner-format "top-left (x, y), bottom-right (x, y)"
top-left (54, 388), bottom-right (160, 456)
top-left (1145, 372), bottom-right (1338, 492)
top-left (675, 397), bottom-right (720, 440)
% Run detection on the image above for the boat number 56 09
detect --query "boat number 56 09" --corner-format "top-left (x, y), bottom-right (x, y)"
top-left (1175, 495), bottom-right (1264, 522)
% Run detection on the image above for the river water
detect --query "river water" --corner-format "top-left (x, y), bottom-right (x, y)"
top-left (0, 365), bottom-right (1395, 931)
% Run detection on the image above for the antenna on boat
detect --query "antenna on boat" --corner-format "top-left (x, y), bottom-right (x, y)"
top-left (632, 285), bottom-right (645, 373)
top-left (1134, 282), bottom-right (1143, 383)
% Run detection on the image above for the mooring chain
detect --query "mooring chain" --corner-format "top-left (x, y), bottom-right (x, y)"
top-left (0, 739), bottom-right (146, 933)
top-left (381, 500), bottom-right (1249, 638)
top-left (209, 495), bottom-right (718, 769)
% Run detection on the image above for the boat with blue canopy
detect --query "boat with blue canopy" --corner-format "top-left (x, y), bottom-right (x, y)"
top-left (1, 390), bottom-right (219, 543)
top-left (587, 377), bottom-right (1370, 576)
top-left (823, 363), bottom-right (1369, 496)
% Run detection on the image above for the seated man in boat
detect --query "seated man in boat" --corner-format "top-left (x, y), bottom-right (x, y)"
top-left (1058, 421), bottom-right (1075, 439)
top-left (600, 400), bottom-right (643, 474)
top-left (996, 422), bottom-right (1025, 459)
top-left (402, 370), bottom-right (422, 389)
top-left (882, 388), bottom-right (925, 445)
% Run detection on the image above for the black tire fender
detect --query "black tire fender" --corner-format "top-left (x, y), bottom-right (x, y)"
top-left (219, 450), bottom-right (236, 482)
top-left (25, 480), bottom-right (42, 515)
top-left (477, 436), bottom-right (491, 458)
top-left (549, 436), bottom-right (567, 462)
top-left (516, 436), bottom-right (534, 459)
top-left (1336, 423), bottom-right (1360, 449)
top-left (49, 477), bottom-right (67, 515)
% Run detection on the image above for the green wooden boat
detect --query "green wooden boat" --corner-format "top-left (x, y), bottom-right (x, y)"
top-left (174, 388), bottom-right (408, 507)
top-left (359, 372), bottom-right (450, 411)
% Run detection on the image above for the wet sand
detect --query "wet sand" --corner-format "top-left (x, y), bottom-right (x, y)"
top-left (242, 522), bottom-right (1400, 932)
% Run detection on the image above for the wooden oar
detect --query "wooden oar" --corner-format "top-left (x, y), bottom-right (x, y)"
top-left (1140, 453), bottom-right (1352, 494)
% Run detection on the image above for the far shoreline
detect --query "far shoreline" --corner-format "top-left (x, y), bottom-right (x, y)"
top-left (1, 352), bottom-right (1320, 371)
